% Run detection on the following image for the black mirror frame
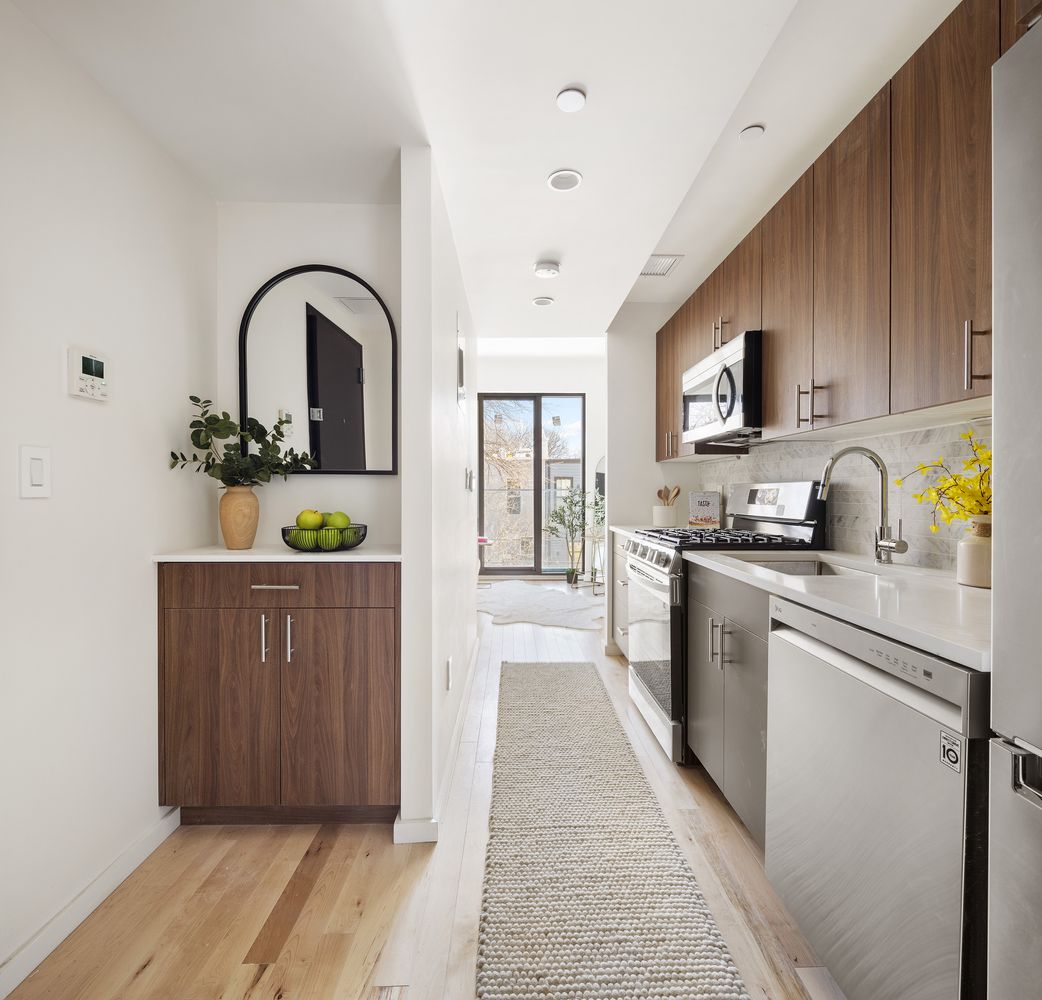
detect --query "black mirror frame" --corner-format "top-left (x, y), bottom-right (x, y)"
top-left (237, 263), bottom-right (398, 475)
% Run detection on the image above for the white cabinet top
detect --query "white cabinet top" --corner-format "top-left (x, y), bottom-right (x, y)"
top-left (154, 544), bottom-right (402, 563)
top-left (683, 550), bottom-right (991, 672)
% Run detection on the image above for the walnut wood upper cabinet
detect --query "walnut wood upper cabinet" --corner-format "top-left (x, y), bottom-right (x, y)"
top-left (812, 86), bottom-right (892, 428)
top-left (655, 314), bottom-right (680, 461)
top-left (761, 169), bottom-right (814, 439)
top-left (891, 0), bottom-right (999, 414)
top-left (1001, 0), bottom-right (1037, 51)
top-left (159, 561), bottom-right (400, 816)
top-left (717, 226), bottom-right (762, 347)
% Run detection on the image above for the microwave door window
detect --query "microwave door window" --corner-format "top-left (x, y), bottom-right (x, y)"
top-left (684, 390), bottom-right (718, 433)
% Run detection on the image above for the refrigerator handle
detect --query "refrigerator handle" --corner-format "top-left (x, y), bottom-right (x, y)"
top-left (1011, 746), bottom-right (1042, 810)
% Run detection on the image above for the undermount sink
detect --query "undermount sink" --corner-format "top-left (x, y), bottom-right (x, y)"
top-left (744, 559), bottom-right (879, 579)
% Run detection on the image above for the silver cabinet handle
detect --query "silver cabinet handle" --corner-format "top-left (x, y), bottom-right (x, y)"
top-left (718, 315), bottom-right (729, 347)
top-left (796, 379), bottom-right (829, 428)
top-left (615, 626), bottom-right (629, 638)
top-left (260, 614), bottom-right (268, 663)
top-left (286, 615), bottom-right (294, 663)
top-left (963, 320), bottom-right (992, 391)
top-left (711, 320), bottom-right (719, 350)
top-left (716, 621), bottom-right (729, 669)
top-left (616, 579), bottom-right (628, 588)
top-left (251, 584), bottom-right (300, 591)
top-left (708, 618), bottom-right (718, 665)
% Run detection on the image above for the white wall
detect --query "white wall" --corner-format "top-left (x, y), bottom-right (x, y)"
top-left (398, 147), bottom-right (478, 839)
top-left (216, 201), bottom-right (402, 543)
top-left (0, 2), bottom-right (216, 993)
top-left (475, 351), bottom-right (607, 500)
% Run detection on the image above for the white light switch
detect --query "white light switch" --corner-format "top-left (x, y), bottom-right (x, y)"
top-left (19, 446), bottom-right (51, 498)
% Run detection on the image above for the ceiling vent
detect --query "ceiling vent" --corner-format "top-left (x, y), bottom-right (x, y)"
top-left (640, 254), bottom-right (683, 277)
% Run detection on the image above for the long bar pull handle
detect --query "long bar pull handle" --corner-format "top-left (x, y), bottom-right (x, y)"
top-left (708, 618), bottom-right (718, 665)
top-left (286, 615), bottom-right (294, 663)
top-left (251, 584), bottom-right (300, 591)
top-left (964, 321), bottom-right (993, 391)
top-left (718, 316), bottom-right (729, 347)
top-left (260, 614), bottom-right (268, 664)
top-left (616, 579), bottom-right (629, 588)
top-left (715, 620), bottom-right (728, 670)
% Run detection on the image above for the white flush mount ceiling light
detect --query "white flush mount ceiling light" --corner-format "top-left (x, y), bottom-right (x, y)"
top-left (547, 168), bottom-right (582, 191)
top-left (534, 260), bottom-right (561, 278)
top-left (532, 296), bottom-right (555, 307)
top-left (739, 123), bottom-right (767, 141)
top-left (556, 87), bottom-right (586, 112)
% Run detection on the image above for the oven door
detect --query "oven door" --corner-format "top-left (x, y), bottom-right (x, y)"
top-left (626, 560), bottom-right (682, 759)
top-left (681, 330), bottom-right (761, 445)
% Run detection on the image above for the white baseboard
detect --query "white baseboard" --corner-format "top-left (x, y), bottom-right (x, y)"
top-left (0, 807), bottom-right (181, 999)
top-left (393, 814), bottom-right (440, 844)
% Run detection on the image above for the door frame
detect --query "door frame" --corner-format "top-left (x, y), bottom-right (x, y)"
top-left (478, 392), bottom-right (586, 576)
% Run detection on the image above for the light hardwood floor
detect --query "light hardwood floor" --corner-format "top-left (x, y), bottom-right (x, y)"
top-left (11, 591), bottom-right (844, 1000)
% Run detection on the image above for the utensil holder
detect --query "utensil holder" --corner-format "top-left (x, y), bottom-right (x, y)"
top-left (652, 505), bottom-right (675, 528)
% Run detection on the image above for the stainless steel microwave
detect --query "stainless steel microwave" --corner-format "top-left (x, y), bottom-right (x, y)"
top-left (681, 330), bottom-right (763, 445)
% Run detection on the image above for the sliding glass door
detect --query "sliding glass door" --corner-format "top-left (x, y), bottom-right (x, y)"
top-left (479, 393), bottom-right (585, 575)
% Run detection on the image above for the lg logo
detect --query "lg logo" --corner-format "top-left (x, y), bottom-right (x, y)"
top-left (940, 731), bottom-right (962, 773)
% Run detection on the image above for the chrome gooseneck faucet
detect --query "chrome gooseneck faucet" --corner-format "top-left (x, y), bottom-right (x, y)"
top-left (818, 446), bottom-right (908, 564)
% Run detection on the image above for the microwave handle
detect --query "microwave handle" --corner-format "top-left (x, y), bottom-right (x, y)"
top-left (713, 364), bottom-right (729, 423)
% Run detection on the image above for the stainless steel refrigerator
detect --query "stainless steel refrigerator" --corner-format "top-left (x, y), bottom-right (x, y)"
top-left (990, 22), bottom-right (1042, 999)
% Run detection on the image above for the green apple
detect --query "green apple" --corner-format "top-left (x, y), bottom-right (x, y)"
top-left (321, 511), bottom-right (333, 526)
top-left (317, 527), bottom-right (342, 551)
top-left (289, 528), bottom-right (318, 551)
top-left (295, 509), bottom-right (323, 530)
top-left (326, 511), bottom-right (350, 530)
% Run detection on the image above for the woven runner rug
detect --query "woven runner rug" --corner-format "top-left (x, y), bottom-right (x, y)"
top-left (477, 661), bottom-right (750, 999)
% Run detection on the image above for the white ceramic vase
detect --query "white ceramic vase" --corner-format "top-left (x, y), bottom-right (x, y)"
top-left (652, 505), bottom-right (675, 528)
top-left (956, 515), bottom-right (991, 589)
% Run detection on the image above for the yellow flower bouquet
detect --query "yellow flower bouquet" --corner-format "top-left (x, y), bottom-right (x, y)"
top-left (896, 429), bottom-right (992, 534)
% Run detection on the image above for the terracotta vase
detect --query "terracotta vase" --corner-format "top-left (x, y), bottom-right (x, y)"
top-left (219, 485), bottom-right (259, 550)
top-left (956, 514), bottom-right (991, 589)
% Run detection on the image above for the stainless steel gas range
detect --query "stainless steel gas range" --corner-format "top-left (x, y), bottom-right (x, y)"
top-left (623, 481), bottom-right (826, 762)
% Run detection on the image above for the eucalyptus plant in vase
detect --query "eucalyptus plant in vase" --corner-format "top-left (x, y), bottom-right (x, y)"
top-left (170, 396), bottom-right (314, 549)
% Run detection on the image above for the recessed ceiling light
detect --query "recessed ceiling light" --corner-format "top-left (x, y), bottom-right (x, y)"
top-left (532, 296), bottom-right (555, 307)
top-left (547, 168), bottom-right (582, 191)
top-left (534, 260), bottom-right (561, 278)
top-left (556, 87), bottom-right (586, 112)
top-left (739, 123), bottom-right (766, 141)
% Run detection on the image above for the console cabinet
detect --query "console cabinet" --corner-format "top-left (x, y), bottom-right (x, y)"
top-left (158, 561), bottom-right (400, 822)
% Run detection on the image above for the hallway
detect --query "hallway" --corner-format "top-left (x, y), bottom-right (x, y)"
top-left (12, 602), bottom-right (835, 1000)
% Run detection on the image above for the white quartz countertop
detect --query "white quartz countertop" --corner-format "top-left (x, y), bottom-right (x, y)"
top-left (154, 544), bottom-right (402, 563)
top-left (683, 549), bottom-right (991, 671)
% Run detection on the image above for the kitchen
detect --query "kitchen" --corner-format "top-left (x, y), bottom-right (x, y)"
top-left (2, 1), bottom-right (1040, 998)
top-left (608, 1), bottom-right (1040, 997)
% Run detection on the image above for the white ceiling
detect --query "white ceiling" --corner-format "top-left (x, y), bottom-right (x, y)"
top-left (17, 0), bottom-right (962, 343)
top-left (16, 0), bottom-right (425, 203)
top-left (625, 0), bottom-right (960, 311)
top-left (383, 0), bottom-right (797, 339)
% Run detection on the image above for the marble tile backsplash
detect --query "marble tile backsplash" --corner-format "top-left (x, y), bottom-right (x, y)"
top-left (692, 420), bottom-right (991, 571)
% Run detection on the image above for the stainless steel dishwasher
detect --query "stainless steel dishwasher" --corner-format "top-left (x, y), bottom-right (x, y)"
top-left (765, 598), bottom-right (990, 1000)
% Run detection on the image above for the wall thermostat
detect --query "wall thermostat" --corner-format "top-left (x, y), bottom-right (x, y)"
top-left (68, 346), bottom-right (109, 402)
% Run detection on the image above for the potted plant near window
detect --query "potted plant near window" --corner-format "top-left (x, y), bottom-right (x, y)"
top-left (545, 486), bottom-right (594, 587)
top-left (170, 396), bottom-right (314, 550)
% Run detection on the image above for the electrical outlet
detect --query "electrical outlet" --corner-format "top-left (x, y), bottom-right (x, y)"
top-left (446, 655), bottom-right (453, 691)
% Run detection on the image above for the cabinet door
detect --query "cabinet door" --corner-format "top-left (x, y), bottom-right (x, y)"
top-left (891, 0), bottom-right (998, 414)
top-left (281, 608), bottom-right (397, 806)
top-left (722, 621), bottom-right (768, 849)
top-left (813, 86), bottom-right (891, 427)
top-left (761, 169), bottom-right (815, 439)
top-left (686, 598), bottom-right (724, 789)
top-left (654, 316), bottom-right (679, 460)
top-left (718, 225), bottom-right (762, 345)
top-left (163, 610), bottom-right (279, 806)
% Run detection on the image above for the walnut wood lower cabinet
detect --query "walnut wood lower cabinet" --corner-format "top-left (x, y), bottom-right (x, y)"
top-left (158, 561), bottom-right (400, 823)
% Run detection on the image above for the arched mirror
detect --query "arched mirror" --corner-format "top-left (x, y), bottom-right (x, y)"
top-left (238, 265), bottom-right (397, 474)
